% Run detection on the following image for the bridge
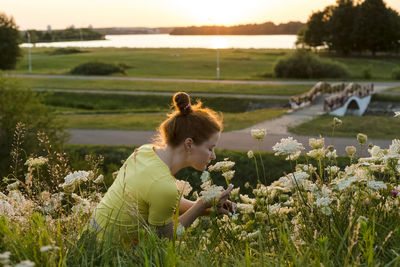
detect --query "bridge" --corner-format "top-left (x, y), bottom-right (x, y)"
top-left (290, 82), bottom-right (374, 116)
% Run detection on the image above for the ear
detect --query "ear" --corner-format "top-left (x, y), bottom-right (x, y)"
top-left (184, 138), bottom-right (194, 152)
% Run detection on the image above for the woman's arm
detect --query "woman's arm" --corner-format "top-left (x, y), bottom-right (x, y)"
top-left (154, 199), bottom-right (207, 239)
top-left (179, 198), bottom-right (210, 216)
top-left (154, 185), bottom-right (233, 239)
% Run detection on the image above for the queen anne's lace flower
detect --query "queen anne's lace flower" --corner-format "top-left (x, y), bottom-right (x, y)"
top-left (309, 137), bottom-right (324, 149)
top-left (367, 181), bottom-right (387, 190)
top-left (200, 184), bottom-right (223, 201)
top-left (368, 145), bottom-right (384, 158)
top-left (222, 170), bottom-right (235, 182)
top-left (40, 245), bottom-right (60, 253)
top-left (208, 161), bottom-right (235, 172)
top-left (388, 139), bottom-right (400, 155)
top-left (251, 128), bottom-right (267, 140)
top-left (200, 171), bottom-right (210, 182)
top-left (25, 156), bottom-right (48, 168)
top-left (62, 171), bottom-right (90, 188)
top-left (272, 137), bottom-right (305, 160)
top-left (176, 180), bottom-right (192, 197)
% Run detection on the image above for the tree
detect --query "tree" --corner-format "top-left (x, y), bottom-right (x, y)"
top-left (0, 12), bottom-right (21, 69)
top-left (298, 9), bottom-right (332, 48)
top-left (355, 0), bottom-right (400, 55)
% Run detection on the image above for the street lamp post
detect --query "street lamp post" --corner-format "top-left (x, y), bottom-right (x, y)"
top-left (27, 31), bottom-right (32, 72)
top-left (216, 26), bottom-right (220, 80)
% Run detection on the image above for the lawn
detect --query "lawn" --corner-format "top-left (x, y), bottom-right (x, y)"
top-left (289, 114), bottom-right (400, 140)
top-left (15, 47), bottom-right (400, 80)
top-left (63, 108), bottom-right (288, 131)
top-left (21, 76), bottom-right (311, 96)
top-left (42, 91), bottom-right (288, 114)
top-left (388, 86), bottom-right (400, 92)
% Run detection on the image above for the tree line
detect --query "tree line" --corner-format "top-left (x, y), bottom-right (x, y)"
top-left (20, 27), bottom-right (105, 43)
top-left (297, 0), bottom-right (400, 55)
top-left (170, 21), bottom-right (305, 35)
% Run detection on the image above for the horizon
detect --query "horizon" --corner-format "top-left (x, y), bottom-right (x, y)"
top-left (3, 0), bottom-right (400, 31)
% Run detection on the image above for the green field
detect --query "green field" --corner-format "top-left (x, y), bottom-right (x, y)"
top-left (43, 91), bottom-right (288, 114)
top-left (289, 114), bottom-right (400, 140)
top-left (15, 47), bottom-right (400, 80)
top-left (64, 108), bottom-right (287, 131)
top-left (23, 77), bottom-right (310, 96)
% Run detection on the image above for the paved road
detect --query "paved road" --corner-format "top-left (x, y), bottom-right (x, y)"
top-left (12, 73), bottom-right (400, 88)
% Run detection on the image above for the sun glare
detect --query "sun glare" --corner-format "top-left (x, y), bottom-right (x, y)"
top-left (211, 36), bottom-right (228, 49)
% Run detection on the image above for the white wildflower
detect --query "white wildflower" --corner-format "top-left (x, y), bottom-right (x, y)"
top-left (237, 203), bottom-right (253, 214)
top-left (208, 160), bottom-right (235, 172)
top-left (93, 174), bottom-right (104, 184)
top-left (394, 111), bottom-right (400, 118)
top-left (309, 137), bottom-right (324, 149)
top-left (272, 137), bottom-right (305, 160)
top-left (326, 149), bottom-right (337, 159)
top-left (222, 170), bottom-right (235, 182)
top-left (200, 185), bottom-right (223, 201)
top-left (176, 223), bottom-right (185, 238)
top-left (388, 139), bottom-right (400, 155)
top-left (315, 197), bottom-right (333, 207)
top-left (176, 180), bottom-right (192, 197)
top-left (25, 156), bottom-right (48, 168)
top-left (200, 171), bottom-right (210, 182)
top-left (367, 181), bottom-right (387, 190)
top-left (15, 260), bottom-right (35, 267)
top-left (0, 251), bottom-right (11, 265)
top-left (345, 146), bottom-right (357, 157)
top-left (268, 203), bottom-right (281, 215)
top-left (62, 171), bottom-right (90, 188)
top-left (368, 145), bottom-right (384, 158)
top-left (325, 166), bottom-right (340, 175)
top-left (239, 194), bottom-right (255, 204)
top-left (333, 117), bottom-right (342, 126)
top-left (230, 187), bottom-right (240, 200)
top-left (40, 245), bottom-right (60, 253)
top-left (247, 150), bottom-right (254, 159)
top-left (307, 148), bottom-right (325, 160)
top-left (251, 128), bottom-right (267, 140)
top-left (320, 206), bottom-right (332, 216)
top-left (357, 133), bottom-right (367, 145)
top-left (335, 176), bottom-right (356, 191)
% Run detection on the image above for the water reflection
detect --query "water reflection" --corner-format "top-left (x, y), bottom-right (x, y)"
top-left (20, 34), bottom-right (297, 49)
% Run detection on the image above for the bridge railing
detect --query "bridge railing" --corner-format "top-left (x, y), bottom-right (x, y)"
top-left (323, 83), bottom-right (373, 112)
top-left (290, 82), bottom-right (345, 109)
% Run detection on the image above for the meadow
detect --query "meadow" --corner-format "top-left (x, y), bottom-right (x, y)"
top-left (15, 47), bottom-right (400, 80)
top-left (2, 122), bottom-right (400, 266)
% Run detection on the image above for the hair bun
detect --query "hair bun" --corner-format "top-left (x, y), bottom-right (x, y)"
top-left (173, 92), bottom-right (192, 114)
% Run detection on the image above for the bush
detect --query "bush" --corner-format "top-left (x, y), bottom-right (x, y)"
top-left (70, 61), bottom-right (127, 75)
top-left (361, 65), bottom-right (372, 79)
top-left (274, 49), bottom-right (349, 78)
top-left (0, 12), bottom-right (21, 70)
top-left (391, 66), bottom-right (400, 80)
top-left (49, 48), bottom-right (87, 55)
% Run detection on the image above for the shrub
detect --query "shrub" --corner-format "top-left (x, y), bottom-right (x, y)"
top-left (274, 49), bottom-right (349, 78)
top-left (49, 48), bottom-right (86, 55)
top-left (70, 61), bottom-right (127, 75)
top-left (391, 66), bottom-right (400, 80)
top-left (361, 65), bottom-right (372, 79)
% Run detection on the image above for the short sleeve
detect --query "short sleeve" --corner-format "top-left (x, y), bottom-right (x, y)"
top-left (147, 179), bottom-right (179, 226)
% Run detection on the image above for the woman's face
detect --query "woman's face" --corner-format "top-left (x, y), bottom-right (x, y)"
top-left (188, 132), bottom-right (220, 171)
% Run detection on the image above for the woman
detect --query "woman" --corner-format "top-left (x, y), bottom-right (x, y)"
top-left (91, 92), bottom-right (234, 246)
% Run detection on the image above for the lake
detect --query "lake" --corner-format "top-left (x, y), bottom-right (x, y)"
top-left (21, 34), bottom-right (298, 49)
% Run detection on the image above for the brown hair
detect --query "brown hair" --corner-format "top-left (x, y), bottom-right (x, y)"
top-left (154, 92), bottom-right (223, 147)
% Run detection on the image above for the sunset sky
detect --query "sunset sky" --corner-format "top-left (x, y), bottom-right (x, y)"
top-left (3, 0), bottom-right (400, 30)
